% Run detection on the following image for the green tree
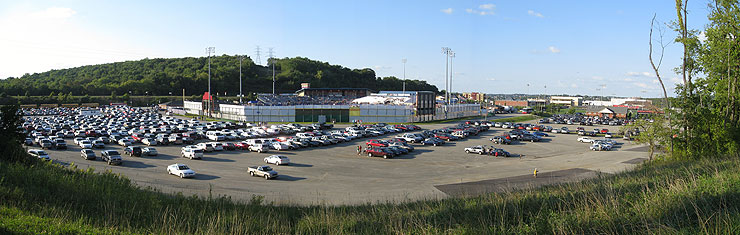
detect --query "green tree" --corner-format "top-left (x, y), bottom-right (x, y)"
top-left (625, 117), bottom-right (670, 161)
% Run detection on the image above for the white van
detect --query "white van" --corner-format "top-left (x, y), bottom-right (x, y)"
top-left (205, 131), bottom-right (225, 141)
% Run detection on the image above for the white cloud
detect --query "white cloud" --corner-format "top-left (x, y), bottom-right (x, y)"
top-left (487, 78), bottom-right (496, 81)
top-left (626, 71), bottom-right (653, 77)
top-left (592, 76), bottom-right (604, 81)
top-left (480, 4), bottom-right (495, 10)
top-left (570, 83), bottom-right (578, 88)
top-left (623, 78), bottom-right (634, 82)
top-left (465, 4), bottom-right (495, 16)
top-left (29, 7), bottom-right (76, 19)
top-left (441, 8), bottom-right (453, 14)
top-left (651, 79), bottom-right (659, 84)
top-left (548, 46), bottom-right (561, 53)
top-left (373, 65), bottom-right (391, 70)
top-left (527, 10), bottom-right (544, 18)
top-left (634, 82), bottom-right (650, 88)
top-left (698, 31), bottom-right (707, 42)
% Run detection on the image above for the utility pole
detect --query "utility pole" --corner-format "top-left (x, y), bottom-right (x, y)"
top-left (238, 55), bottom-right (245, 104)
top-left (268, 48), bottom-right (276, 95)
top-left (206, 47), bottom-right (215, 117)
top-left (402, 58), bottom-right (407, 93)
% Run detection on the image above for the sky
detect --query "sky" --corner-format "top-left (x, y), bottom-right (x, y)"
top-left (0, 0), bottom-right (714, 98)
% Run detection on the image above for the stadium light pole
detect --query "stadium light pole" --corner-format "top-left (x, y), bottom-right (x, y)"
top-left (442, 47), bottom-right (451, 119)
top-left (206, 47), bottom-right (215, 117)
top-left (449, 50), bottom-right (455, 104)
top-left (268, 48), bottom-right (276, 95)
top-left (238, 55), bottom-right (245, 104)
top-left (402, 58), bottom-right (407, 94)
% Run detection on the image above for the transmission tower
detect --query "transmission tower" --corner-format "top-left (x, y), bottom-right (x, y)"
top-left (254, 46), bottom-right (262, 65)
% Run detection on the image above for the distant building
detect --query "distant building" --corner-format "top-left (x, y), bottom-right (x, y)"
top-left (494, 100), bottom-right (528, 107)
top-left (584, 97), bottom-right (651, 107)
top-left (295, 88), bottom-right (371, 98)
top-left (585, 106), bottom-right (628, 118)
top-left (527, 98), bottom-right (548, 106)
top-left (550, 96), bottom-right (582, 106)
top-left (462, 92), bottom-right (485, 103)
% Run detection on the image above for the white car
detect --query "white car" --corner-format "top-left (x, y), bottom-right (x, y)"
top-left (207, 142), bottom-right (224, 151)
top-left (577, 137), bottom-right (594, 143)
top-left (167, 163), bottom-right (196, 178)
top-left (196, 143), bottom-right (214, 152)
top-left (118, 139), bottom-right (132, 147)
top-left (604, 132), bottom-right (613, 138)
top-left (142, 138), bottom-right (157, 146)
top-left (264, 155), bottom-right (290, 165)
top-left (181, 146), bottom-right (203, 159)
top-left (248, 144), bottom-right (269, 153)
top-left (79, 140), bottom-right (93, 149)
top-left (143, 147), bottom-right (158, 156)
top-left (28, 149), bottom-right (51, 161)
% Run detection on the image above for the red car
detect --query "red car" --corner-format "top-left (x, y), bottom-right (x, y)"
top-left (366, 139), bottom-right (388, 147)
top-left (365, 147), bottom-right (393, 159)
top-left (393, 125), bottom-right (408, 131)
top-left (600, 129), bottom-right (609, 134)
top-left (235, 141), bottom-right (250, 150)
top-left (434, 133), bottom-right (452, 141)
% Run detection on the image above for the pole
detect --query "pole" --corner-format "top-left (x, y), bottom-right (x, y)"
top-left (239, 56), bottom-right (244, 104)
top-left (402, 58), bottom-right (407, 94)
top-left (206, 47), bottom-right (215, 117)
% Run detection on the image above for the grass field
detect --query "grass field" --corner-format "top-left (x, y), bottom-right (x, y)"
top-left (3, 154), bottom-right (740, 234)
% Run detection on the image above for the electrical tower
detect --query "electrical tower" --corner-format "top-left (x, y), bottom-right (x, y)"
top-left (254, 46), bottom-right (262, 65)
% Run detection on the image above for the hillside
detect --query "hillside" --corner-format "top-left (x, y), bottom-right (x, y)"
top-left (0, 56), bottom-right (438, 97)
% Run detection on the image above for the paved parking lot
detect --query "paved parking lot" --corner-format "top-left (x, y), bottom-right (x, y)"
top-left (37, 116), bottom-right (647, 205)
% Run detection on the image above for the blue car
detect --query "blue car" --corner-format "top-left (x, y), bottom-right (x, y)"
top-left (533, 132), bottom-right (549, 137)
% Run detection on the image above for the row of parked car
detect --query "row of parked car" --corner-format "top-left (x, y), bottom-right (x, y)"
top-left (577, 137), bottom-right (618, 151)
top-left (539, 114), bottom-right (632, 126)
top-left (359, 122), bottom-right (491, 159)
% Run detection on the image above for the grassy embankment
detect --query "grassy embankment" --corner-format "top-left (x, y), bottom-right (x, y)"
top-left (3, 155), bottom-right (740, 233)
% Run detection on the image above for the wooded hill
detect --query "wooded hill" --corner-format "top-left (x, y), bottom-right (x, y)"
top-left (0, 56), bottom-right (439, 97)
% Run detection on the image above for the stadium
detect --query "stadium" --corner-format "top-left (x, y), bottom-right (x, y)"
top-left (183, 86), bottom-right (482, 123)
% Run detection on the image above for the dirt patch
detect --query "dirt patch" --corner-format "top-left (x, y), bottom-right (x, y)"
top-left (434, 168), bottom-right (601, 197)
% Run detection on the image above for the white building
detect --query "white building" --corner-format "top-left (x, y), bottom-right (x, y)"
top-left (550, 96), bottom-right (582, 106)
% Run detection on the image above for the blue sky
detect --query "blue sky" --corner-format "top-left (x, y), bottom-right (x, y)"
top-left (0, 0), bottom-right (713, 97)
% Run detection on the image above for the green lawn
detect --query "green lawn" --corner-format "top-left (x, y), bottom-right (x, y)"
top-left (3, 155), bottom-right (740, 233)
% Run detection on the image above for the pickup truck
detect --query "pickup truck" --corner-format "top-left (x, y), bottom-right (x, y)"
top-left (247, 165), bottom-right (278, 179)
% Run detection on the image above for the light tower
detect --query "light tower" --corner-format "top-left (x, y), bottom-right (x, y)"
top-left (441, 47), bottom-right (452, 110)
top-left (268, 48), bottom-right (276, 95)
top-left (449, 50), bottom-right (455, 104)
top-left (402, 58), bottom-right (407, 93)
top-left (206, 46), bottom-right (215, 117)
top-left (238, 55), bottom-right (245, 104)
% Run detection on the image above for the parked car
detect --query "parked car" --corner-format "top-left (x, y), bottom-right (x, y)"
top-left (196, 143), bottom-right (214, 152)
top-left (28, 149), bottom-right (51, 161)
top-left (248, 144), bottom-right (270, 153)
top-left (490, 136), bottom-right (512, 145)
top-left (167, 163), bottom-right (196, 178)
top-left (578, 137), bottom-right (594, 143)
top-left (123, 146), bottom-right (143, 157)
top-left (464, 145), bottom-right (487, 155)
top-left (366, 147), bottom-right (393, 159)
top-left (264, 155), bottom-right (290, 165)
top-left (491, 148), bottom-right (511, 157)
top-left (247, 165), bottom-right (278, 179)
top-left (80, 149), bottom-right (96, 160)
top-left (366, 139), bottom-right (388, 147)
top-left (181, 146), bottom-right (203, 160)
top-left (101, 150), bottom-right (123, 165)
top-left (142, 147), bottom-right (158, 156)
top-left (142, 138), bottom-right (157, 146)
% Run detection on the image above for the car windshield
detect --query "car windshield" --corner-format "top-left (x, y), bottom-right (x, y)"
top-left (38, 151), bottom-right (47, 155)
top-left (84, 150), bottom-right (93, 153)
top-left (262, 166), bottom-right (273, 171)
top-left (178, 165), bottom-right (190, 170)
top-left (194, 149), bottom-right (203, 153)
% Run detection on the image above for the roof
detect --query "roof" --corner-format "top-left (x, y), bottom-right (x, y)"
top-left (295, 88), bottom-right (372, 93)
top-left (586, 106), bottom-right (628, 114)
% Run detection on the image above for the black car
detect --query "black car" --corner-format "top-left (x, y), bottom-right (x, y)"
top-left (124, 146), bottom-right (143, 157)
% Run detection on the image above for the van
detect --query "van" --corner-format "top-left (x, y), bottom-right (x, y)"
top-left (206, 131), bottom-right (225, 141)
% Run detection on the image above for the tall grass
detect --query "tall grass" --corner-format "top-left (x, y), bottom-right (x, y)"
top-left (2, 156), bottom-right (740, 234)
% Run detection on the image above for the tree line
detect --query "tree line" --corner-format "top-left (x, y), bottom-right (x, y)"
top-left (0, 56), bottom-right (439, 97)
